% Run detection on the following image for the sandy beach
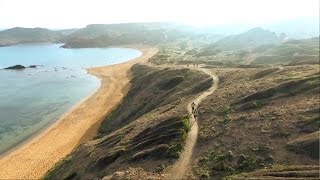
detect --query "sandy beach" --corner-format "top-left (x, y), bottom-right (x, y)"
top-left (0, 46), bottom-right (158, 179)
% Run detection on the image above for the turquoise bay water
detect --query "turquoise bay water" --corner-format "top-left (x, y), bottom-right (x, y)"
top-left (0, 44), bottom-right (142, 154)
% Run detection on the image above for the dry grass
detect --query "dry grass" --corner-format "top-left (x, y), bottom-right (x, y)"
top-left (192, 65), bottom-right (319, 179)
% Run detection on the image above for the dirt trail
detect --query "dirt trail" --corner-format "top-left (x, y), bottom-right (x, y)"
top-left (167, 67), bottom-right (218, 179)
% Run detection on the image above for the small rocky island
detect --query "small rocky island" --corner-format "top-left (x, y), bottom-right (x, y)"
top-left (4, 65), bottom-right (26, 70)
top-left (4, 65), bottom-right (38, 70)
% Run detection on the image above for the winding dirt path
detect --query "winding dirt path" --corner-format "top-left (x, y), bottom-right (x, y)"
top-left (168, 67), bottom-right (218, 179)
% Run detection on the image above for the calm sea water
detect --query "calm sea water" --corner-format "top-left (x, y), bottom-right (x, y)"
top-left (0, 44), bottom-right (142, 154)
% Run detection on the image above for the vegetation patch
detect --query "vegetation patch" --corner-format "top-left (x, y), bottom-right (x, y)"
top-left (233, 75), bottom-right (320, 107)
top-left (296, 116), bottom-right (320, 133)
top-left (251, 68), bottom-right (280, 80)
top-left (158, 76), bottom-right (184, 90)
top-left (286, 131), bottom-right (320, 159)
top-left (229, 165), bottom-right (320, 179)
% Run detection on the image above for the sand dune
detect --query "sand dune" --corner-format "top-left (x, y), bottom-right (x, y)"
top-left (0, 46), bottom-right (157, 179)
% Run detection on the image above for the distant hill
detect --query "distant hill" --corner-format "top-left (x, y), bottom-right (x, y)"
top-left (56, 28), bottom-right (79, 36)
top-left (0, 21), bottom-right (317, 49)
top-left (61, 23), bottom-right (196, 48)
top-left (0, 27), bottom-right (63, 46)
top-left (194, 17), bottom-right (319, 39)
top-left (251, 37), bottom-right (319, 65)
top-left (0, 23), bottom-right (220, 48)
top-left (214, 27), bottom-right (284, 50)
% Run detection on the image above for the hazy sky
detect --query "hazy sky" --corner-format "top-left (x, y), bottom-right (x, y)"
top-left (0, 0), bottom-right (319, 29)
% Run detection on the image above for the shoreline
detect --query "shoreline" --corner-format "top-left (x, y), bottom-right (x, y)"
top-left (0, 45), bottom-right (141, 157)
top-left (0, 46), bottom-right (158, 179)
top-left (0, 74), bottom-right (101, 158)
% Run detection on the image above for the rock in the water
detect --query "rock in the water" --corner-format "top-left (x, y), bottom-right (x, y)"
top-left (4, 65), bottom-right (26, 70)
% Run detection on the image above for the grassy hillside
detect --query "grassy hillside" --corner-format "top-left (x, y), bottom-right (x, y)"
top-left (192, 65), bottom-right (319, 179)
top-left (149, 43), bottom-right (255, 67)
top-left (149, 36), bottom-right (319, 67)
top-left (44, 64), bottom-right (213, 179)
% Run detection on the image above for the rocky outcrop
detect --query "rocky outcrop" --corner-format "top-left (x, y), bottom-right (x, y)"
top-left (3, 65), bottom-right (39, 70)
top-left (4, 65), bottom-right (26, 70)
